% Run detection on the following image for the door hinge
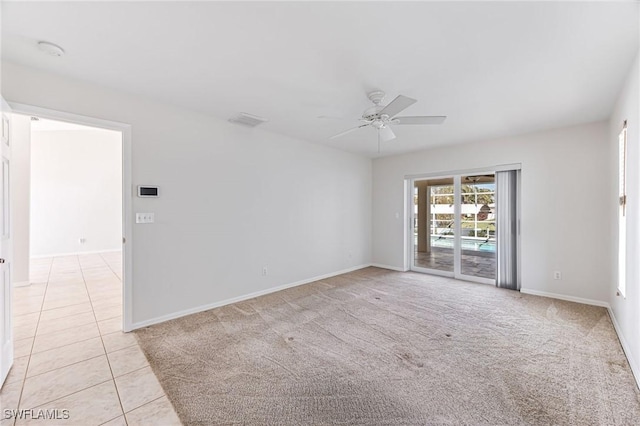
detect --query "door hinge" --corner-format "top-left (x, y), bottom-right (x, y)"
top-left (122, 237), bottom-right (126, 244)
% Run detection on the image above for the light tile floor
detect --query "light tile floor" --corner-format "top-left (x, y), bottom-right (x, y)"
top-left (1, 253), bottom-right (181, 426)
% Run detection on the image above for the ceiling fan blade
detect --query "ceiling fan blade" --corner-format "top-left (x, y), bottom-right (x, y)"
top-left (379, 95), bottom-right (417, 118)
top-left (394, 115), bottom-right (447, 125)
top-left (379, 125), bottom-right (396, 142)
top-left (329, 123), bottom-right (370, 139)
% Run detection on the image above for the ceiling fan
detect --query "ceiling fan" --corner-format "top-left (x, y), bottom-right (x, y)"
top-left (329, 91), bottom-right (446, 146)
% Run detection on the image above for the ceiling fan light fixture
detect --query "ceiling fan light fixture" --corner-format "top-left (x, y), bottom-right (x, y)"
top-left (37, 41), bottom-right (65, 57)
top-left (328, 90), bottom-right (447, 150)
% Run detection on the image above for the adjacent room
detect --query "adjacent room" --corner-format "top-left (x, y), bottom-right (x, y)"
top-left (0, 1), bottom-right (639, 425)
top-left (10, 115), bottom-right (124, 328)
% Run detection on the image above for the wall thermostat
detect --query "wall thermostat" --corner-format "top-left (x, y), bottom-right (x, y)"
top-left (137, 186), bottom-right (159, 198)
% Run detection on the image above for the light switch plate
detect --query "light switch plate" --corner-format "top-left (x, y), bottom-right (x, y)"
top-left (136, 213), bottom-right (155, 224)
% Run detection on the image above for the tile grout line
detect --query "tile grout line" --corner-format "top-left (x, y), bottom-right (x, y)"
top-left (26, 304), bottom-right (94, 322)
top-left (29, 333), bottom-right (102, 357)
top-left (98, 414), bottom-right (126, 426)
top-left (110, 362), bottom-right (152, 380)
top-left (18, 378), bottom-right (111, 409)
top-left (39, 299), bottom-right (93, 313)
top-left (19, 378), bottom-right (114, 415)
top-left (126, 394), bottom-right (167, 417)
top-left (79, 254), bottom-right (129, 425)
top-left (98, 252), bottom-right (122, 285)
top-left (23, 352), bottom-right (106, 381)
top-left (30, 317), bottom-right (101, 339)
top-left (12, 256), bottom-right (53, 425)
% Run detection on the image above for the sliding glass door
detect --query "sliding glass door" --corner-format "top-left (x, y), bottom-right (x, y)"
top-left (460, 174), bottom-right (496, 281)
top-left (413, 178), bottom-right (455, 274)
top-left (411, 173), bottom-right (497, 285)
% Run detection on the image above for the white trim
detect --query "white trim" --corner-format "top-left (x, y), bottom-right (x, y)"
top-left (30, 248), bottom-right (121, 259)
top-left (122, 116), bottom-right (133, 332)
top-left (457, 273), bottom-right (495, 286)
top-left (403, 179), bottom-right (410, 272)
top-left (12, 281), bottom-right (30, 288)
top-left (404, 163), bottom-right (521, 180)
top-left (9, 103), bottom-right (130, 133)
top-left (8, 102), bottom-right (134, 333)
top-left (407, 179), bottom-right (415, 272)
top-left (516, 170), bottom-right (522, 290)
top-left (411, 265), bottom-right (454, 278)
top-left (371, 263), bottom-right (408, 272)
top-left (519, 288), bottom-right (610, 308)
top-left (453, 176), bottom-right (462, 277)
top-left (608, 307), bottom-right (640, 390)
top-left (130, 264), bottom-right (371, 330)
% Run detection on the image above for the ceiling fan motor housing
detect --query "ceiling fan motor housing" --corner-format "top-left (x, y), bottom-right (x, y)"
top-left (362, 90), bottom-right (387, 121)
top-left (362, 105), bottom-right (385, 121)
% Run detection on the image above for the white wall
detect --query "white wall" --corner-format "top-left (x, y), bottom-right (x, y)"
top-left (372, 121), bottom-right (612, 304)
top-left (1, 62), bottom-right (372, 326)
top-left (9, 114), bottom-right (30, 284)
top-left (30, 128), bottom-right (122, 257)
top-left (609, 51), bottom-right (639, 382)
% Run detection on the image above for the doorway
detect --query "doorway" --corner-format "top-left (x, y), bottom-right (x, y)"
top-left (7, 103), bottom-right (133, 336)
top-left (34, 116), bottom-right (123, 307)
top-left (409, 169), bottom-right (516, 286)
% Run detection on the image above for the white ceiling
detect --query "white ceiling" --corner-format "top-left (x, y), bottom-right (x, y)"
top-left (2, 1), bottom-right (638, 157)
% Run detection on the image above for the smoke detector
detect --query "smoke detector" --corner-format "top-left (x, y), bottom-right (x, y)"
top-left (228, 112), bottom-right (268, 128)
top-left (37, 41), bottom-right (65, 57)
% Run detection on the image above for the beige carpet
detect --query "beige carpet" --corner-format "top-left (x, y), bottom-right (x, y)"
top-left (135, 267), bottom-right (640, 425)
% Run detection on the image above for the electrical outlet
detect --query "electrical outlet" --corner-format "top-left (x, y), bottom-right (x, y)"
top-left (78, 238), bottom-right (86, 245)
top-left (553, 271), bottom-right (562, 280)
top-left (262, 266), bottom-right (268, 276)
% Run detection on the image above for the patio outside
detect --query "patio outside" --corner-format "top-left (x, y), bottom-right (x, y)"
top-left (414, 177), bottom-right (496, 280)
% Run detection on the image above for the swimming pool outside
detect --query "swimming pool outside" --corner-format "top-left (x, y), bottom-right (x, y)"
top-left (430, 236), bottom-right (496, 252)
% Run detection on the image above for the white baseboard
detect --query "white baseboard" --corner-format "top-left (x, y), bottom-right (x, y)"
top-left (607, 307), bottom-right (640, 390)
top-left (12, 281), bottom-right (31, 288)
top-left (370, 263), bottom-right (408, 272)
top-left (519, 288), bottom-right (610, 308)
top-left (31, 248), bottom-right (122, 259)
top-left (130, 263), bottom-right (371, 330)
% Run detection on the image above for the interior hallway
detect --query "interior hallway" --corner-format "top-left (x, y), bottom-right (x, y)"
top-left (0, 252), bottom-right (180, 425)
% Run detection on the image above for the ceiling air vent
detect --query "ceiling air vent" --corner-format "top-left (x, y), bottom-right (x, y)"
top-left (228, 112), bottom-right (268, 128)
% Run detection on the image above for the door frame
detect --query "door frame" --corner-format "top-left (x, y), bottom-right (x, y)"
top-left (1, 98), bottom-right (14, 385)
top-left (406, 163), bottom-right (521, 285)
top-left (9, 103), bottom-right (134, 332)
top-left (407, 172), bottom-right (456, 279)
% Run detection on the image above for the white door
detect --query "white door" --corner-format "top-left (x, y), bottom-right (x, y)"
top-left (0, 98), bottom-right (13, 386)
